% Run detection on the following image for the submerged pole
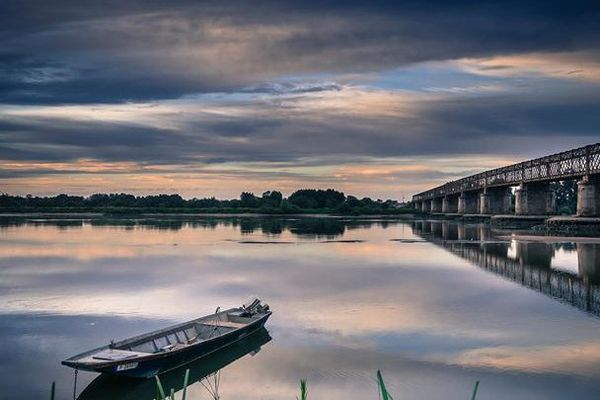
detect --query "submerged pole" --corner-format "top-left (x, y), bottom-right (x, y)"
top-left (72, 369), bottom-right (78, 400)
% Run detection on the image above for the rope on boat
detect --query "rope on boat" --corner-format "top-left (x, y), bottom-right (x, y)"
top-left (208, 306), bottom-right (222, 338)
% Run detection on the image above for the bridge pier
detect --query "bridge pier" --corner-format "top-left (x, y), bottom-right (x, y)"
top-left (422, 200), bottom-right (431, 213)
top-left (515, 182), bottom-right (555, 215)
top-left (577, 175), bottom-right (600, 217)
top-left (442, 194), bottom-right (458, 213)
top-left (578, 243), bottom-right (600, 284)
top-left (480, 187), bottom-right (511, 214)
top-left (431, 197), bottom-right (443, 213)
top-left (458, 191), bottom-right (479, 214)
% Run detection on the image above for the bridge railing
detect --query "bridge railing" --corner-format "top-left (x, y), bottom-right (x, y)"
top-left (413, 142), bottom-right (600, 201)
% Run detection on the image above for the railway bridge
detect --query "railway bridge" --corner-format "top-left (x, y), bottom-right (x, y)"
top-left (412, 143), bottom-right (600, 217)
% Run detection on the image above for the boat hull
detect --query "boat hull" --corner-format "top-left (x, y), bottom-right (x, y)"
top-left (70, 312), bottom-right (271, 378)
top-left (78, 327), bottom-right (272, 400)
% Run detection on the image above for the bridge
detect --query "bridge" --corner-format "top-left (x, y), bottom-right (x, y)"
top-left (412, 143), bottom-right (600, 216)
top-left (412, 220), bottom-right (600, 318)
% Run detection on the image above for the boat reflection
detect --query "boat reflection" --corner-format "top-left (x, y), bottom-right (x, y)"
top-left (78, 327), bottom-right (272, 400)
top-left (412, 220), bottom-right (600, 317)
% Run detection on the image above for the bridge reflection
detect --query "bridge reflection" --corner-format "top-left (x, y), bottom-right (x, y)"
top-left (412, 220), bottom-right (600, 317)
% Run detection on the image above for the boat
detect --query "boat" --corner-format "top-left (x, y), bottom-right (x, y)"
top-left (62, 298), bottom-right (272, 378)
top-left (77, 327), bottom-right (272, 400)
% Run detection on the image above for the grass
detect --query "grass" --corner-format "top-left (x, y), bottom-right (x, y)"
top-left (51, 369), bottom-right (480, 399)
top-left (154, 369), bottom-right (192, 400)
top-left (471, 380), bottom-right (480, 400)
top-left (376, 370), bottom-right (393, 400)
top-left (295, 371), bottom-right (478, 400)
top-left (297, 379), bottom-right (307, 400)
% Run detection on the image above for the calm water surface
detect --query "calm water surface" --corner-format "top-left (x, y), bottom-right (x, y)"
top-left (1, 216), bottom-right (600, 399)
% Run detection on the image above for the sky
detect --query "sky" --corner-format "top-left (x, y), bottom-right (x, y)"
top-left (1, 0), bottom-right (599, 200)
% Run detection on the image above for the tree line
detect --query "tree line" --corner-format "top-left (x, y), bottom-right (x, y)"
top-left (0, 189), bottom-right (412, 215)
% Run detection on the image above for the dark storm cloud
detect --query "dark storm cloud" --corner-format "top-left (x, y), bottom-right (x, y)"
top-left (0, 118), bottom-right (182, 162)
top-left (1, 84), bottom-right (599, 175)
top-left (0, 0), bottom-right (599, 104)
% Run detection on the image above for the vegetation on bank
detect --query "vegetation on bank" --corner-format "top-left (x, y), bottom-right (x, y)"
top-left (0, 189), bottom-right (414, 215)
top-left (551, 179), bottom-right (577, 215)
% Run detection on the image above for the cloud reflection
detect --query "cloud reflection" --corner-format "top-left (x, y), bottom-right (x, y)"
top-left (1, 217), bottom-right (600, 399)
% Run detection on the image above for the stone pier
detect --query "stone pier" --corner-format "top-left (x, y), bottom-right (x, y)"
top-left (577, 175), bottom-right (600, 217)
top-left (442, 194), bottom-right (458, 213)
top-left (515, 182), bottom-right (555, 215)
top-left (458, 191), bottom-right (480, 214)
top-left (431, 197), bottom-right (443, 213)
top-left (422, 200), bottom-right (431, 213)
top-left (480, 187), bottom-right (511, 214)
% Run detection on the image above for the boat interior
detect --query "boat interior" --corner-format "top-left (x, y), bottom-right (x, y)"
top-left (71, 308), bottom-right (266, 364)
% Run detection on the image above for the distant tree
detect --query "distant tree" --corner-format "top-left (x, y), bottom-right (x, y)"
top-left (88, 193), bottom-right (110, 206)
top-left (288, 189), bottom-right (345, 209)
top-left (261, 191), bottom-right (283, 208)
top-left (0, 188), bottom-right (414, 214)
top-left (346, 195), bottom-right (360, 207)
top-left (189, 197), bottom-right (222, 208)
top-left (280, 199), bottom-right (301, 213)
top-left (240, 192), bottom-right (260, 208)
top-left (334, 201), bottom-right (352, 214)
top-left (107, 193), bottom-right (137, 207)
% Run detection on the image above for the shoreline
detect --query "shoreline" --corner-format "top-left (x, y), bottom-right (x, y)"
top-left (0, 212), bottom-right (418, 219)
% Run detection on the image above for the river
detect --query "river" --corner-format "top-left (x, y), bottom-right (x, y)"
top-left (1, 216), bottom-right (599, 399)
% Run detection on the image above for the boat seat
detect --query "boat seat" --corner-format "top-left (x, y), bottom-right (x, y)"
top-left (92, 349), bottom-right (149, 361)
top-left (160, 343), bottom-right (188, 352)
top-left (201, 320), bottom-right (246, 329)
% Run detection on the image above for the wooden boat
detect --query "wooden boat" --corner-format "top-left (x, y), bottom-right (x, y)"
top-left (77, 327), bottom-right (272, 400)
top-left (62, 298), bottom-right (271, 378)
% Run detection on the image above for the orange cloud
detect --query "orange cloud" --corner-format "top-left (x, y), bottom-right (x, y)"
top-left (459, 52), bottom-right (600, 82)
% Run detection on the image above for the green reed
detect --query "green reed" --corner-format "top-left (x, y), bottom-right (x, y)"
top-left (471, 380), bottom-right (480, 400)
top-left (297, 379), bottom-right (307, 400)
top-left (49, 367), bottom-right (479, 399)
top-left (376, 370), bottom-right (393, 400)
top-left (294, 371), bottom-right (479, 400)
top-left (154, 368), bottom-right (191, 400)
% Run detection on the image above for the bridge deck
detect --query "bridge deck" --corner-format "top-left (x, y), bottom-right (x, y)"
top-left (413, 143), bottom-right (600, 201)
